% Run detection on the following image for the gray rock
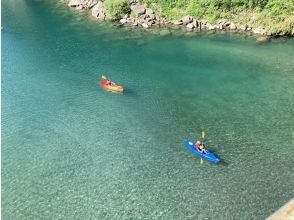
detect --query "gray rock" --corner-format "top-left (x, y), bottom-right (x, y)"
top-left (207, 24), bottom-right (216, 30)
top-left (119, 18), bottom-right (127, 24)
top-left (129, 0), bottom-right (136, 5)
top-left (256, 36), bottom-right (269, 43)
top-left (239, 25), bottom-right (247, 31)
top-left (147, 21), bottom-right (154, 26)
top-left (253, 27), bottom-right (267, 35)
top-left (230, 23), bottom-right (237, 30)
top-left (145, 17), bottom-right (153, 22)
top-left (131, 5), bottom-right (146, 16)
top-left (186, 23), bottom-right (194, 30)
top-left (142, 23), bottom-right (149, 28)
top-left (200, 19), bottom-right (207, 25)
top-left (173, 20), bottom-right (183, 25)
top-left (181, 15), bottom-right (193, 25)
top-left (68, 0), bottom-right (81, 7)
top-left (91, 1), bottom-right (105, 20)
top-left (148, 14), bottom-right (156, 20)
top-left (192, 20), bottom-right (199, 28)
top-left (89, 0), bottom-right (98, 8)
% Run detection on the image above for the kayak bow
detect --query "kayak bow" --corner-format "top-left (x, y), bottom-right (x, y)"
top-left (183, 139), bottom-right (220, 164)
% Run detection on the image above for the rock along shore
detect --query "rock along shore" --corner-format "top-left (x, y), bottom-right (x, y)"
top-left (62, 0), bottom-right (289, 40)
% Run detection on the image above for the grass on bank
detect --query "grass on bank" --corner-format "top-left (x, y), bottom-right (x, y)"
top-left (137, 0), bottom-right (294, 35)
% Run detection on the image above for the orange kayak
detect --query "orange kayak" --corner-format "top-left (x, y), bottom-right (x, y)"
top-left (99, 79), bottom-right (124, 93)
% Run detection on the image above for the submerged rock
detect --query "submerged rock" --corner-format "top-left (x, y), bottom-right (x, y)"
top-left (159, 29), bottom-right (171, 36)
top-left (256, 36), bottom-right (269, 43)
top-left (136, 39), bottom-right (145, 45)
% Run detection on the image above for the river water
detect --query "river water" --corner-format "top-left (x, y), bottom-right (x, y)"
top-left (2, 0), bottom-right (294, 219)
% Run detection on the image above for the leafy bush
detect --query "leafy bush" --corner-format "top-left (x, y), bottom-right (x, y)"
top-left (104, 0), bottom-right (131, 20)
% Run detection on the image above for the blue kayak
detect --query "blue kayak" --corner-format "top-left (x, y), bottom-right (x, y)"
top-left (183, 139), bottom-right (220, 164)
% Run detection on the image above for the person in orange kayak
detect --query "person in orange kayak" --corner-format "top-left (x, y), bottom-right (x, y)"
top-left (106, 79), bottom-right (112, 86)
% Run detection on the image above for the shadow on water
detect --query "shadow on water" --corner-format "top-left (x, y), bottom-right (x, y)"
top-left (123, 87), bottom-right (137, 97)
top-left (219, 160), bottom-right (229, 167)
top-left (209, 145), bottom-right (229, 167)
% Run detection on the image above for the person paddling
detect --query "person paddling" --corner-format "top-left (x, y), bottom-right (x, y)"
top-left (194, 141), bottom-right (201, 150)
top-left (194, 140), bottom-right (206, 153)
top-left (106, 79), bottom-right (112, 86)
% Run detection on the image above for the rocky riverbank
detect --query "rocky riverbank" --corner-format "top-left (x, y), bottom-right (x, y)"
top-left (62, 0), bottom-right (292, 39)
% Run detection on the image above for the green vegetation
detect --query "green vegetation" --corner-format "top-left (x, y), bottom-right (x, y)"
top-left (104, 0), bottom-right (131, 20)
top-left (138, 0), bottom-right (294, 35)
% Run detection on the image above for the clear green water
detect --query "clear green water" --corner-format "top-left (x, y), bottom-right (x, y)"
top-left (2, 0), bottom-right (294, 219)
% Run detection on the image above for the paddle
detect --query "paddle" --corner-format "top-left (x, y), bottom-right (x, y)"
top-left (101, 75), bottom-right (107, 80)
top-left (201, 131), bottom-right (205, 139)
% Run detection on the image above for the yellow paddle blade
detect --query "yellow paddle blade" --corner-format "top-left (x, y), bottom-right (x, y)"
top-left (201, 131), bottom-right (205, 139)
top-left (200, 158), bottom-right (203, 164)
top-left (101, 75), bottom-right (107, 80)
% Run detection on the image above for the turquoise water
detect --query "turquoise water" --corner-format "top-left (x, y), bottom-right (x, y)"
top-left (2, 0), bottom-right (294, 219)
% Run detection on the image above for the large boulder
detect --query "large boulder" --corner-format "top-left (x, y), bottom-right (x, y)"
top-left (218, 19), bottom-right (230, 27)
top-left (84, 0), bottom-right (98, 9)
top-left (173, 20), bottom-right (183, 25)
top-left (68, 0), bottom-right (82, 7)
top-left (192, 20), bottom-right (199, 28)
top-left (141, 23), bottom-right (149, 28)
top-left (186, 23), bottom-right (194, 30)
top-left (230, 23), bottom-right (237, 30)
top-left (119, 18), bottom-right (127, 24)
top-left (91, 1), bottom-right (105, 20)
top-left (131, 5), bottom-right (146, 16)
top-left (181, 15), bottom-right (193, 25)
top-left (207, 24), bottom-right (217, 30)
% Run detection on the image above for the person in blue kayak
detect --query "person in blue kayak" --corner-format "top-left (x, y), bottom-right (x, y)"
top-left (195, 141), bottom-right (206, 153)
